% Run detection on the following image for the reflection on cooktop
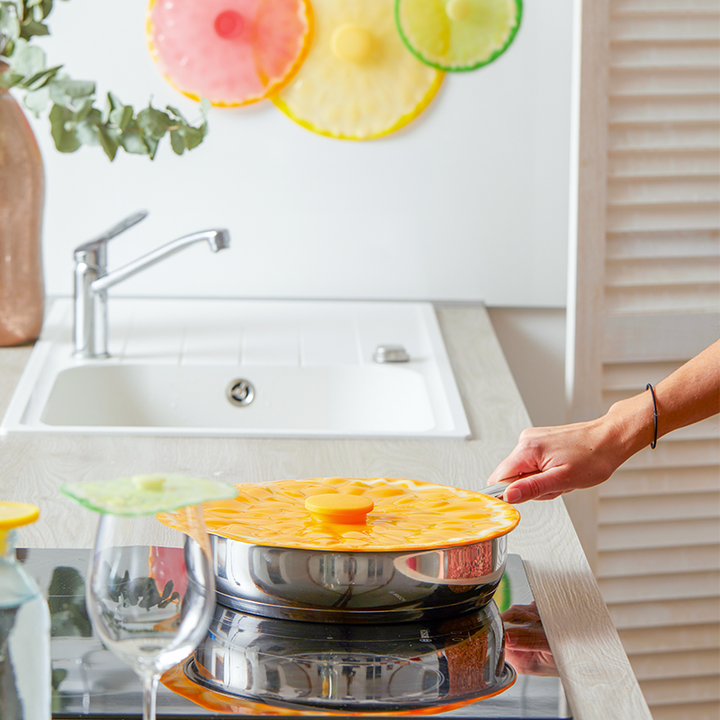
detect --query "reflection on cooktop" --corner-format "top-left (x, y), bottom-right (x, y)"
top-left (21, 550), bottom-right (571, 719)
top-left (177, 600), bottom-right (514, 713)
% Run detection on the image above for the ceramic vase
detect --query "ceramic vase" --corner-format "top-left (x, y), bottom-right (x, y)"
top-left (0, 65), bottom-right (45, 346)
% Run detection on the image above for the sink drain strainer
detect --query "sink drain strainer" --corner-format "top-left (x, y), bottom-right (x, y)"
top-left (226, 379), bottom-right (255, 407)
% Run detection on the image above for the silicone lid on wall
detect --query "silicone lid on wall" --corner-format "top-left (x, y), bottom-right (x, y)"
top-left (272, 0), bottom-right (443, 140)
top-left (147, 0), bottom-right (521, 136)
top-left (395, 0), bottom-right (522, 72)
top-left (146, 0), bottom-right (313, 106)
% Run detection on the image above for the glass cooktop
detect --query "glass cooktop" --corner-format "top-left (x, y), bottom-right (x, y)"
top-left (20, 549), bottom-right (571, 719)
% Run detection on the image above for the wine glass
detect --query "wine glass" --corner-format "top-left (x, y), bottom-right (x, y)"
top-left (86, 504), bottom-right (215, 720)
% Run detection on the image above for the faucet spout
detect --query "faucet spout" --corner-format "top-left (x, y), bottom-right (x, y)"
top-left (73, 215), bottom-right (231, 359)
top-left (91, 229), bottom-right (230, 294)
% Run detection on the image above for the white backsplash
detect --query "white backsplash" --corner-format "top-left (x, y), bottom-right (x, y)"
top-left (27, 0), bottom-right (573, 307)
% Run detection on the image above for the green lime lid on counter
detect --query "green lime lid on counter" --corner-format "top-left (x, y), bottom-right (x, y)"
top-left (60, 473), bottom-right (238, 516)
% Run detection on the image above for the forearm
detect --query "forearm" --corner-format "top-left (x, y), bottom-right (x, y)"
top-left (654, 339), bottom-right (720, 438)
top-left (489, 339), bottom-right (720, 503)
top-left (604, 339), bottom-right (720, 462)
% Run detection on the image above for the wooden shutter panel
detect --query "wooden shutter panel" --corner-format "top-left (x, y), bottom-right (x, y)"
top-left (569, 0), bottom-right (720, 717)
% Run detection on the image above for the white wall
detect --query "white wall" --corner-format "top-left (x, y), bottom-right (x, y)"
top-left (25, 0), bottom-right (573, 307)
top-left (488, 307), bottom-right (567, 428)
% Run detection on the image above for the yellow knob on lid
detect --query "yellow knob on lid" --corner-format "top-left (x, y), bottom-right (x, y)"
top-left (331, 24), bottom-right (374, 63)
top-left (305, 493), bottom-right (374, 523)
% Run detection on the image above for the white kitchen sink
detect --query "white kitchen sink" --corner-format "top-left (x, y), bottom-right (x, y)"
top-left (1, 298), bottom-right (471, 439)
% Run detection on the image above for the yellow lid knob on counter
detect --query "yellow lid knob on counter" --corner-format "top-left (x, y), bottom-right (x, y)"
top-left (0, 502), bottom-right (40, 554)
top-left (0, 502), bottom-right (39, 530)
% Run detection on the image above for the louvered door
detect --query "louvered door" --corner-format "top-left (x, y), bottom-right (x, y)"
top-left (568, 1), bottom-right (720, 718)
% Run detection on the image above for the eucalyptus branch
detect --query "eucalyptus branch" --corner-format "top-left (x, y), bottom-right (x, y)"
top-left (0, 0), bottom-right (209, 160)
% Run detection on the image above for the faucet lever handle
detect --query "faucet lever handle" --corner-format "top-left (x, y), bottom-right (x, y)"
top-left (74, 210), bottom-right (149, 262)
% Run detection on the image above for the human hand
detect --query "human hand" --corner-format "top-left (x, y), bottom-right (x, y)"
top-left (487, 416), bottom-right (630, 504)
top-left (501, 603), bottom-right (557, 677)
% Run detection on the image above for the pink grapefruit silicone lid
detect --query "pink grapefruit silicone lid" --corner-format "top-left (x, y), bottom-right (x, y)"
top-left (147, 0), bottom-right (313, 107)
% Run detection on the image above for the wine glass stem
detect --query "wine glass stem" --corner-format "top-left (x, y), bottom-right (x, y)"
top-left (142, 674), bottom-right (160, 720)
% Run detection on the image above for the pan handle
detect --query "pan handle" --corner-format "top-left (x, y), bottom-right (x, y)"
top-left (479, 481), bottom-right (511, 498)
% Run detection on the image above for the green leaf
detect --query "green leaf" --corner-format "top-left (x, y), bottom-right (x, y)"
top-left (19, 18), bottom-right (48, 39)
top-left (22, 84), bottom-right (48, 114)
top-left (0, 68), bottom-right (23, 88)
top-left (70, 95), bottom-right (93, 120)
top-left (49, 103), bottom-right (80, 153)
top-left (39, 0), bottom-right (53, 19)
top-left (143, 133), bottom-right (160, 160)
top-left (101, 92), bottom-right (112, 123)
top-left (23, 62), bottom-right (60, 90)
top-left (169, 128), bottom-right (185, 155)
top-left (181, 125), bottom-right (204, 150)
top-left (119, 128), bottom-right (149, 155)
top-left (74, 118), bottom-right (99, 146)
top-left (0, 7), bottom-right (21, 44)
top-left (109, 103), bottom-right (132, 130)
top-left (47, 79), bottom-right (69, 105)
top-left (9, 39), bottom-right (45, 75)
top-left (97, 125), bottom-right (119, 161)
top-left (107, 91), bottom-right (123, 108)
top-left (166, 104), bottom-right (188, 124)
top-left (136, 105), bottom-right (170, 140)
top-left (61, 77), bottom-right (94, 98)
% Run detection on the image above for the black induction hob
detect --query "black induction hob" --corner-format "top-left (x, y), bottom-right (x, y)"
top-left (20, 549), bottom-right (571, 719)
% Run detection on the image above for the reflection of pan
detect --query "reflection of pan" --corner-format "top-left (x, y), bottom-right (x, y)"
top-left (182, 600), bottom-right (515, 713)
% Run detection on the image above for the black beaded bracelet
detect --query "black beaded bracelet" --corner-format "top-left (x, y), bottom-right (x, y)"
top-left (646, 383), bottom-right (658, 449)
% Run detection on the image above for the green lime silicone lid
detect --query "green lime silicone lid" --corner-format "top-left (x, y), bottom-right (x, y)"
top-left (395, 0), bottom-right (523, 73)
top-left (60, 473), bottom-right (238, 516)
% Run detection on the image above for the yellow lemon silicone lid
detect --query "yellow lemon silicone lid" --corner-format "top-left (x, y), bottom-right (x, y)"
top-left (395, 0), bottom-right (522, 72)
top-left (61, 473), bottom-right (238, 516)
top-left (272, 0), bottom-right (443, 140)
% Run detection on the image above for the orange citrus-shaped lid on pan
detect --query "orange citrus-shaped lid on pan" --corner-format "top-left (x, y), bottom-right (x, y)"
top-left (272, 0), bottom-right (443, 140)
top-left (159, 477), bottom-right (520, 551)
top-left (146, 0), bottom-right (313, 107)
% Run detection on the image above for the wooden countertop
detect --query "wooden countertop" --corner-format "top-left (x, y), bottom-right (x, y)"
top-left (0, 302), bottom-right (651, 719)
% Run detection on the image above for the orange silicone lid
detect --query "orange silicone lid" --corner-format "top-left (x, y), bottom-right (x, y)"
top-left (159, 477), bottom-right (520, 552)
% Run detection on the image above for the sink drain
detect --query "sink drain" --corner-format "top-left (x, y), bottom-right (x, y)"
top-left (226, 379), bottom-right (255, 407)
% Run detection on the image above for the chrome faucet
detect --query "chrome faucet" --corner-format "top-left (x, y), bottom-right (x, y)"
top-left (73, 210), bottom-right (231, 359)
